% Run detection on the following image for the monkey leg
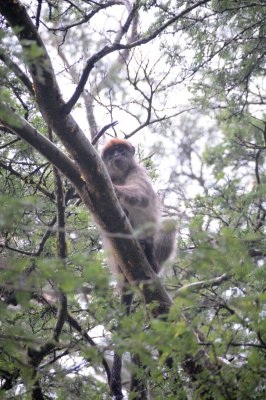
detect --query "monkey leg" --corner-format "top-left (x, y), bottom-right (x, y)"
top-left (139, 237), bottom-right (160, 273)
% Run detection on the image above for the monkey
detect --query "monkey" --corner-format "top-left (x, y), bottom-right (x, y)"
top-left (101, 138), bottom-right (160, 274)
top-left (101, 138), bottom-right (175, 398)
top-left (101, 138), bottom-right (175, 278)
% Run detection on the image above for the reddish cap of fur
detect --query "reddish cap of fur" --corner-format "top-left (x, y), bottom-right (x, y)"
top-left (101, 138), bottom-right (134, 158)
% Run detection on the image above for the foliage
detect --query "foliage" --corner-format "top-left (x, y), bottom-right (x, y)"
top-left (0, 1), bottom-right (266, 399)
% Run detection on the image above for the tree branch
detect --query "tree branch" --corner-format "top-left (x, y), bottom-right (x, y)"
top-left (174, 274), bottom-right (230, 297)
top-left (48, 1), bottom-right (123, 32)
top-left (91, 120), bottom-right (118, 145)
top-left (63, 0), bottom-right (210, 114)
top-left (0, 52), bottom-right (34, 96)
top-left (48, 127), bottom-right (68, 342)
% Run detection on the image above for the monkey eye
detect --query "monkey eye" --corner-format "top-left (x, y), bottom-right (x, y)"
top-left (105, 145), bottom-right (127, 159)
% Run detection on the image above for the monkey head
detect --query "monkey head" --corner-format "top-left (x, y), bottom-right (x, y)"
top-left (101, 138), bottom-right (136, 182)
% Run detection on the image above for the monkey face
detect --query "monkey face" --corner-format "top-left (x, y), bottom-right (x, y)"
top-left (102, 144), bottom-right (135, 179)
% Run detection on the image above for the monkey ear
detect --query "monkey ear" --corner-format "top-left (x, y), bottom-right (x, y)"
top-left (130, 146), bottom-right (135, 155)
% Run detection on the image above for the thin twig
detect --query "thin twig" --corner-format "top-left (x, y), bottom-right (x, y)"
top-left (174, 274), bottom-right (230, 297)
top-left (91, 121), bottom-right (118, 145)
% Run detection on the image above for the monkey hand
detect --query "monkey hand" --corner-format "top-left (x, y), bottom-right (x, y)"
top-left (114, 185), bottom-right (149, 208)
top-left (114, 185), bottom-right (133, 204)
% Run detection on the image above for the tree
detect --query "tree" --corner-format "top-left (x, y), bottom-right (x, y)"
top-left (0, 0), bottom-right (266, 399)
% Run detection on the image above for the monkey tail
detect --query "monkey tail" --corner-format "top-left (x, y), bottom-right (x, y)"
top-left (154, 221), bottom-right (176, 269)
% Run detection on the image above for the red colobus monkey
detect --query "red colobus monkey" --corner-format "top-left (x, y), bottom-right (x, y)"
top-left (101, 138), bottom-right (175, 284)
